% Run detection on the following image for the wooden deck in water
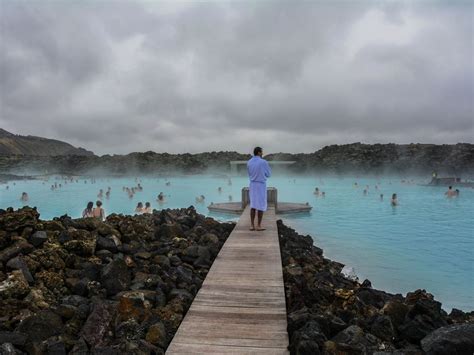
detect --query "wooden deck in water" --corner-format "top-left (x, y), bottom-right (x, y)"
top-left (208, 202), bottom-right (312, 215)
top-left (166, 205), bottom-right (289, 354)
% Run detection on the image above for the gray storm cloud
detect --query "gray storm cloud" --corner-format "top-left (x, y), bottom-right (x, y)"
top-left (0, 0), bottom-right (472, 155)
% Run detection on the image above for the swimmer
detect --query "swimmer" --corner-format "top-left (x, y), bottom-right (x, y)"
top-left (92, 200), bottom-right (106, 221)
top-left (5, 185), bottom-right (9, 190)
top-left (313, 187), bottom-right (320, 196)
top-left (135, 202), bottom-right (144, 214)
top-left (391, 193), bottom-right (398, 206)
top-left (445, 186), bottom-right (456, 198)
top-left (82, 201), bottom-right (94, 218)
top-left (228, 179), bottom-right (232, 186)
top-left (97, 189), bottom-right (103, 199)
top-left (380, 194), bottom-right (384, 201)
top-left (455, 189), bottom-right (460, 197)
top-left (105, 190), bottom-right (110, 199)
top-left (363, 189), bottom-right (368, 196)
top-left (228, 195), bottom-right (233, 202)
top-left (143, 202), bottom-right (152, 214)
top-left (218, 187), bottom-right (222, 193)
top-left (20, 192), bottom-right (29, 202)
top-left (321, 191), bottom-right (326, 198)
top-left (157, 192), bottom-right (166, 203)
top-left (195, 195), bottom-right (205, 203)
top-left (165, 182), bottom-right (171, 186)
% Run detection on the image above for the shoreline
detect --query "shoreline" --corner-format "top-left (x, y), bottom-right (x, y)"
top-left (285, 223), bottom-right (472, 314)
top-left (0, 206), bottom-right (472, 354)
top-left (276, 220), bottom-right (474, 354)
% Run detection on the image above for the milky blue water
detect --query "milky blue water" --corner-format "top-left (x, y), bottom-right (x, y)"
top-left (1, 174), bottom-right (473, 311)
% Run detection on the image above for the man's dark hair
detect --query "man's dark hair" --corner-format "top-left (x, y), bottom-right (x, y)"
top-left (253, 147), bottom-right (262, 156)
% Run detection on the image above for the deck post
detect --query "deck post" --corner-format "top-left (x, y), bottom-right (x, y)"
top-left (241, 187), bottom-right (278, 210)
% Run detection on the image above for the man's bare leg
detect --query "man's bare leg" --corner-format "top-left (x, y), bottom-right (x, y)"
top-left (250, 208), bottom-right (256, 230)
top-left (257, 210), bottom-right (265, 231)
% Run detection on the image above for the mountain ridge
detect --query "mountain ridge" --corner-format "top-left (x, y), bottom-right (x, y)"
top-left (0, 129), bottom-right (95, 156)
top-left (0, 142), bottom-right (472, 176)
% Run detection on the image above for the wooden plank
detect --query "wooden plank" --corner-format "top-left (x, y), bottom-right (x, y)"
top-left (166, 206), bottom-right (289, 354)
top-left (175, 325), bottom-right (288, 340)
top-left (168, 342), bottom-right (289, 354)
top-left (170, 335), bottom-right (289, 348)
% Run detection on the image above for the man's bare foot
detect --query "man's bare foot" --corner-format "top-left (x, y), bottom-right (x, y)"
top-left (249, 227), bottom-right (256, 231)
top-left (256, 227), bottom-right (266, 231)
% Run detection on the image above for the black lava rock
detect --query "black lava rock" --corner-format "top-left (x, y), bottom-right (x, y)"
top-left (100, 259), bottom-right (131, 296)
top-left (29, 231), bottom-right (48, 247)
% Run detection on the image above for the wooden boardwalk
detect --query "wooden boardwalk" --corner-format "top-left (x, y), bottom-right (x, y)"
top-left (166, 205), bottom-right (289, 354)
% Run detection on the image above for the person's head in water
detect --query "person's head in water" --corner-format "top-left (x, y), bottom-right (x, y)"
top-left (145, 202), bottom-right (151, 208)
top-left (96, 200), bottom-right (102, 207)
top-left (448, 186), bottom-right (452, 190)
top-left (253, 147), bottom-right (263, 157)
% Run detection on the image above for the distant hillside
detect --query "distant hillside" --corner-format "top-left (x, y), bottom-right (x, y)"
top-left (0, 143), bottom-right (472, 176)
top-left (266, 143), bottom-right (474, 175)
top-left (0, 129), bottom-right (94, 156)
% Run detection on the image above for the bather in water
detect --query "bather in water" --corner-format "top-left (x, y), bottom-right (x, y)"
top-left (143, 202), bottom-right (152, 214)
top-left (157, 192), bottom-right (166, 203)
top-left (391, 193), bottom-right (398, 206)
top-left (445, 186), bottom-right (457, 198)
top-left (82, 201), bottom-right (94, 218)
top-left (92, 200), bottom-right (106, 221)
top-left (135, 202), bottom-right (144, 214)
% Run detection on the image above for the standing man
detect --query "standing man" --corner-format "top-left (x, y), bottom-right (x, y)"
top-left (247, 147), bottom-right (271, 231)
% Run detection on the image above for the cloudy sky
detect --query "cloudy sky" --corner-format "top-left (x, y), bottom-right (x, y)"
top-left (0, 1), bottom-right (472, 155)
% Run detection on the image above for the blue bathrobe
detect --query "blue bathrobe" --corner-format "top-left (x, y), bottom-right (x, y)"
top-left (247, 156), bottom-right (272, 211)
